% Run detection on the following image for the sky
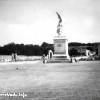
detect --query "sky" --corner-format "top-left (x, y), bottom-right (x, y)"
top-left (0, 0), bottom-right (100, 46)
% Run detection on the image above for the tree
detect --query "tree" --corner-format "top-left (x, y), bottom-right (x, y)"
top-left (69, 48), bottom-right (79, 56)
top-left (3, 43), bottom-right (17, 55)
top-left (86, 47), bottom-right (94, 51)
top-left (41, 42), bottom-right (54, 55)
top-left (41, 42), bottom-right (49, 48)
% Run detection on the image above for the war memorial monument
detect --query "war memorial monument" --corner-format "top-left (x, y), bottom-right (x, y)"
top-left (47, 12), bottom-right (69, 63)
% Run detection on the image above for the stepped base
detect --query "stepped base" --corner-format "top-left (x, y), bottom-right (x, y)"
top-left (47, 54), bottom-right (70, 63)
top-left (47, 59), bottom-right (70, 63)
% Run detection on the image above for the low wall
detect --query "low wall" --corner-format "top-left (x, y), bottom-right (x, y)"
top-left (0, 55), bottom-right (41, 62)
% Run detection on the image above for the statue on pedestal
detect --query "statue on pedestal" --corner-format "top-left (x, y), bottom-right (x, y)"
top-left (56, 12), bottom-right (63, 36)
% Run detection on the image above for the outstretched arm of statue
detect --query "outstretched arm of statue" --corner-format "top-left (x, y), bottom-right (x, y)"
top-left (56, 12), bottom-right (62, 23)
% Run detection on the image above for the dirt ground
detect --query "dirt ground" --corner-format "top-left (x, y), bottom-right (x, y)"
top-left (0, 61), bottom-right (100, 100)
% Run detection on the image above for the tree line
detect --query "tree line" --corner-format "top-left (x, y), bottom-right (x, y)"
top-left (0, 42), bottom-right (53, 56)
top-left (68, 42), bottom-right (98, 47)
top-left (0, 42), bottom-right (99, 56)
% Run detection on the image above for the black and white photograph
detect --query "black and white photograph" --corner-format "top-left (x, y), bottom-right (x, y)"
top-left (0, 0), bottom-right (100, 100)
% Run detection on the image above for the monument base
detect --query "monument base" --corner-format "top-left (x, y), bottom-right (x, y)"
top-left (47, 35), bottom-right (70, 63)
top-left (54, 35), bottom-right (69, 56)
top-left (47, 54), bottom-right (70, 63)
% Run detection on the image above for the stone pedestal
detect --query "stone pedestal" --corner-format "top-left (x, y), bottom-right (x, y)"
top-left (47, 35), bottom-right (70, 63)
top-left (53, 36), bottom-right (69, 58)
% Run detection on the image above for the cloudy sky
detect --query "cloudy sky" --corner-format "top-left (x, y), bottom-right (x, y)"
top-left (0, 0), bottom-right (100, 46)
